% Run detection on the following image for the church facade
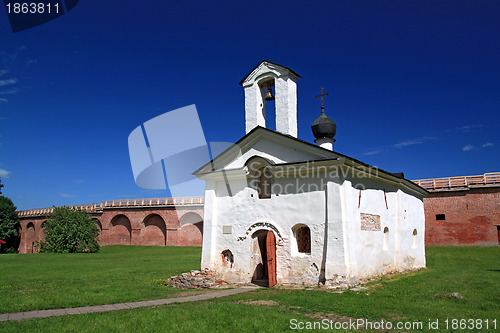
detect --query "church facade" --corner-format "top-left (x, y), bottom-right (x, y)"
top-left (195, 61), bottom-right (427, 287)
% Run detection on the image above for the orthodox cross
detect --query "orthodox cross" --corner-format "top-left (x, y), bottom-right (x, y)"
top-left (315, 87), bottom-right (329, 108)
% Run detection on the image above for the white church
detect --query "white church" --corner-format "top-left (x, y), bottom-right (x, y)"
top-left (194, 60), bottom-right (427, 287)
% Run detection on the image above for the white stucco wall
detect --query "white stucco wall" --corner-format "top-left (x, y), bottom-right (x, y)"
top-left (199, 136), bottom-right (427, 287)
top-left (225, 139), bottom-right (335, 170)
top-left (200, 165), bottom-right (426, 286)
top-left (339, 174), bottom-right (426, 281)
top-left (202, 172), bottom-right (334, 285)
top-left (323, 181), bottom-right (349, 285)
top-left (242, 61), bottom-right (299, 137)
top-left (274, 76), bottom-right (297, 137)
top-left (396, 190), bottom-right (426, 270)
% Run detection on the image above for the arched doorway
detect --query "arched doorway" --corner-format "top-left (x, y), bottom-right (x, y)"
top-left (251, 229), bottom-right (276, 287)
top-left (109, 215), bottom-right (132, 245)
top-left (141, 214), bottom-right (166, 246)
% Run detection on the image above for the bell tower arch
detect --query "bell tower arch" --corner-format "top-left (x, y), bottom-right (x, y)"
top-left (239, 60), bottom-right (301, 137)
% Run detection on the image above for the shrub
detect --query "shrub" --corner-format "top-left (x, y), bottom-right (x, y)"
top-left (39, 207), bottom-right (100, 253)
top-left (0, 195), bottom-right (20, 253)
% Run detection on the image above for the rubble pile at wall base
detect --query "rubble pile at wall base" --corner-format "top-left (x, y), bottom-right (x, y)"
top-left (165, 269), bottom-right (225, 289)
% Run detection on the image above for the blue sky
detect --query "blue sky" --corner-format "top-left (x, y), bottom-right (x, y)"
top-left (0, 0), bottom-right (499, 210)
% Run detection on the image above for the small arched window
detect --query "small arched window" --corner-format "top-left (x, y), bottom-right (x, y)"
top-left (257, 167), bottom-right (272, 199)
top-left (221, 249), bottom-right (234, 268)
top-left (295, 226), bottom-right (311, 254)
top-left (412, 229), bottom-right (418, 249)
top-left (383, 227), bottom-right (389, 251)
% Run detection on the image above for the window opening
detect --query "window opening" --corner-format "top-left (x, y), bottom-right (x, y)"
top-left (296, 226), bottom-right (311, 254)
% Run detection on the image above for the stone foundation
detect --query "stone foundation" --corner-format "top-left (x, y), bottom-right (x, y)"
top-left (166, 269), bottom-right (225, 289)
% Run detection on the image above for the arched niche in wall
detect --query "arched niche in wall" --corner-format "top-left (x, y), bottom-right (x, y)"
top-left (412, 229), bottom-right (418, 249)
top-left (244, 156), bottom-right (275, 199)
top-left (383, 227), bottom-right (389, 251)
top-left (109, 214), bottom-right (132, 245)
top-left (178, 212), bottom-right (203, 246)
top-left (141, 214), bottom-right (166, 246)
top-left (291, 223), bottom-right (311, 255)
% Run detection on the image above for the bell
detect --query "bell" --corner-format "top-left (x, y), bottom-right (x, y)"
top-left (264, 86), bottom-right (275, 101)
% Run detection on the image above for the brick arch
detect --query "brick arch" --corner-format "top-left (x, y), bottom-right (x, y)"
top-left (17, 205), bottom-right (206, 251)
top-left (18, 223), bottom-right (24, 251)
top-left (39, 220), bottom-right (47, 244)
top-left (178, 212), bottom-right (203, 246)
top-left (179, 212), bottom-right (203, 226)
top-left (26, 222), bottom-right (36, 253)
top-left (140, 214), bottom-right (166, 246)
top-left (91, 218), bottom-right (102, 242)
top-left (91, 218), bottom-right (102, 231)
top-left (109, 214), bottom-right (131, 245)
top-left (176, 209), bottom-right (203, 224)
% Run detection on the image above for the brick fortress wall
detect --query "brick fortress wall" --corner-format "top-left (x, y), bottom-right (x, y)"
top-left (424, 187), bottom-right (499, 246)
top-left (17, 205), bottom-right (203, 253)
top-left (16, 174), bottom-right (500, 252)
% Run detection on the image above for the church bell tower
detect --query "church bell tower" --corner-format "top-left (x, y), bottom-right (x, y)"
top-left (239, 60), bottom-right (301, 137)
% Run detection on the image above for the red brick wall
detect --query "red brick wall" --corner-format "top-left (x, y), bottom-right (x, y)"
top-left (424, 187), bottom-right (500, 246)
top-left (17, 220), bottom-right (45, 253)
top-left (177, 223), bottom-right (203, 246)
top-left (17, 207), bottom-right (203, 253)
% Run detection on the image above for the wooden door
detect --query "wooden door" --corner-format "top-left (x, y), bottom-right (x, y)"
top-left (266, 230), bottom-right (277, 287)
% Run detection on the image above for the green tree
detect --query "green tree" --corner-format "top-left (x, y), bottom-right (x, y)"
top-left (0, 195), bottom-right (20, 253)
top-left (0, 177), bottom-right (4, 194)
top-left (39, 207), bottom-right (100, 253)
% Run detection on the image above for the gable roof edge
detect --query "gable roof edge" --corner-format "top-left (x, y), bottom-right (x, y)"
top-left (238, 60), bottom-right (302, 86)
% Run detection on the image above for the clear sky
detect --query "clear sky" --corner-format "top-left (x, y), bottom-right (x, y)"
top-left (1, 0), bottom-right (499, 210)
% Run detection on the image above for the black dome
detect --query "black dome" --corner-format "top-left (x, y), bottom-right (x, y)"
top-left (311, 108), bottom-right (336, 140)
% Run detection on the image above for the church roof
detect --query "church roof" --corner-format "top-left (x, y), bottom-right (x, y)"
top-left (193, 126), bottom-right (428, 197)
top-left (238, 60), bottom-right (302, 86)
top-left (193, 126), bottom-right (336, 174)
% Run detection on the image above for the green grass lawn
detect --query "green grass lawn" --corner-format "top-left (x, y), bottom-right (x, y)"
top-left (0, 246), bottom-right (499, 332)
top-left (0, 245), bottom-right (203, 313)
